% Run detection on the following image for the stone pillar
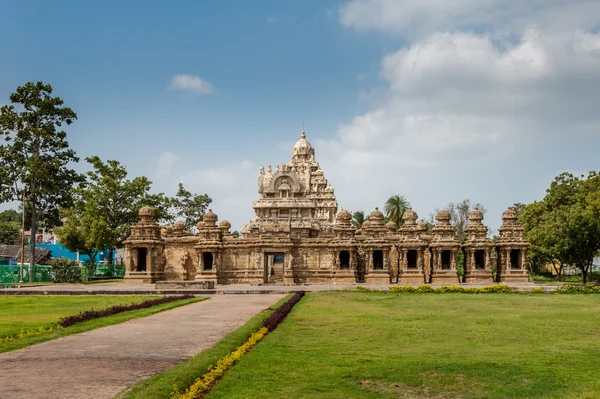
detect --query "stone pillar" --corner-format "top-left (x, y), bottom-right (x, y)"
top-left (520, 248), bottom-right (527, 269)
top-left (485, 250), bottom-right (490, 270)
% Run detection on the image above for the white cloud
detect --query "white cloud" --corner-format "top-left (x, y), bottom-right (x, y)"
top-left (169, 74), bottom-right (214, 94)
top-left (154, 151), bottom-right (180, 181)
top-left (322, 1), bottom-right (600, 229)
top-left (339, 0), bottom-right (600, 37)
top-left (176, 161), bottom-right (258, 231)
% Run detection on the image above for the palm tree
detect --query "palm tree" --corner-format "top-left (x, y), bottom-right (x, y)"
top-left (352, 211), bottom-right (368, 228)
top-left (384, 194), bottom-right (411, 228)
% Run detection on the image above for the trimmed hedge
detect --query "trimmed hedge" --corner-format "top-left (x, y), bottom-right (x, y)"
top-left (387, 284), bottom-right (600, 294)
top-left (262, 291), bottom-right (305, 331)
top-left (389, 284), bottom-right (516, 294)
top-left (555, 284), bottom-right (600, 294)
top-left (58, 295), bottom-right (195, 327)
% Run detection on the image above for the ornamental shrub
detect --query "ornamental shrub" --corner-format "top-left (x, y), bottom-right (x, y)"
top-left (389, 286), bottom-right (417, 293)
top-left (416, 284), bottom-right (435, 293)
top-left (262, 291), bottom-right (305, 331)
top-left (556, 284), bottom-right (600, 294)
top-left (51, 258), bottom-right (84, 283)
top-left (388, 284), bottom-right (516, 294)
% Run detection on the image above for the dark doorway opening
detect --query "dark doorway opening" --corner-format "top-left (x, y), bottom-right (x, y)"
top-left (510, 250), bottom-right (520, 269)
top-left (136, 248), bottom-right (147, 272)
top-left (441, 250), bottom-right (451, 269)
top-left (475, 250), bottom-right (486, 270)
top-left (407, 250), bottom-right (418, 269)
top-left (203, 252), bottom-right (213, 270)
top-left (339, 251), bottom-right (350, 269)
top-left (373, 250), bottom-right (384, 270)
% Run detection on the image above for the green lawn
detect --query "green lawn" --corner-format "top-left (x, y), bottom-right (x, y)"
top-left (0, 295), bottom-right (203, 352)
top-left (207, 292), bottom-right (600, 399)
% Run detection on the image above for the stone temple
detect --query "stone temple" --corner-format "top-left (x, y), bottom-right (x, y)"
top-left (124, 131), bottom-right (530, 285)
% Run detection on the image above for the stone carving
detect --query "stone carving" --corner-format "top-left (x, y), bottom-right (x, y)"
top-left (123, 131), bottom-right (530, 286)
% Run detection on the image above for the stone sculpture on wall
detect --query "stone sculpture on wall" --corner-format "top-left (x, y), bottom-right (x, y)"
top-left (124, 130), bottom-right (530, 285)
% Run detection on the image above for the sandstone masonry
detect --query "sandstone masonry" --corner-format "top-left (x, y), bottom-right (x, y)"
top-left (124, 131), bottom-right (529, 285)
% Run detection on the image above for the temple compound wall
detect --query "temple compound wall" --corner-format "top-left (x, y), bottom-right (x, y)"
top-left (124, 131), bottom-right (530, 285)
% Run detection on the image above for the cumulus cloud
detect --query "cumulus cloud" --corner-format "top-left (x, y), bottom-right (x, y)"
top-left (177, 161), bottom-right (258, 231)
top-left (169, 74), bottom-right (214, 94)
top-left (324, 1), bottom-right (600, 229)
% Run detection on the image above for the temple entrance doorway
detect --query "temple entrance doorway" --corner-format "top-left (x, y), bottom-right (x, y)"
top-left (264, 252), bottom-right (285, 283)
top-left (339, 251), bottom-right (350, 269)
top-left (136, 248), bottom-right (147, 272)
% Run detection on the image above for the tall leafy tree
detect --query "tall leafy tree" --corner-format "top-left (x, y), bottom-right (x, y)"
top-left (384, 194), bottom-right (411, 228)
top-left (0, 209), bottom-right (21, 245)
top-left (58, 156), bottom-right (173, 265)
top-left (172, 183), bottom-right (212, 230)
top-left (0, 82), bottom-right (81, 268)
top-left (352, 211), bottom-right (368, 228)
top-left (520, 172), bottom-right (600, 283)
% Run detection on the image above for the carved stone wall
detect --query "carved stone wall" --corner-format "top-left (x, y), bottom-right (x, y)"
top-left (124, 132), bottom-right (531, 285)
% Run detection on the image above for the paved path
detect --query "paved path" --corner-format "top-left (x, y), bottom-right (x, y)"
top-left (0, 281), bottom-right (557, 296)
top-left (0, 294), bottom-right (285, 399)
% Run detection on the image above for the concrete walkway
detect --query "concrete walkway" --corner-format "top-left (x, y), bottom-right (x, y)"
top-left (0, 294), bottom-right (285, 399)
top-left (0, 281), bottom-right (559, 296)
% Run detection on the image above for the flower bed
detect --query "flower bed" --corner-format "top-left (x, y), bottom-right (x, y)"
top-left (0, 325), bottom-right (59, 344)
top-left (173, 291), bottom-right (305, 399)
top-left (58, 295), bottom-right (196, 327)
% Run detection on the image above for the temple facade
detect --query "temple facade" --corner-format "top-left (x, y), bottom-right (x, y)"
top-left (124, 131), bottom-right (530, 285)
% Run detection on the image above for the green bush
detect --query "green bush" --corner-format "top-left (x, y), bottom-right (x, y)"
top-left (51, 258), bottom-right (84, 283)
top-left (354, 286), bottom-right (371, 292)
top-left (531, 287), bottom-right (546, 294)
top-left (555, 284), bottom-right (600, 294)
top-left (389, 284), bottom-right (515, 294)
top-left (389, 285), bottom-right (417, 293)
top-left (416, 284), bottom-right (435, 293)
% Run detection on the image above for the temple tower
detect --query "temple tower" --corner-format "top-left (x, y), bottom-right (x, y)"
top-left (241, 130), bottom-right (338, 238)
top-left (496, 208), bottom-right (530, 282)
top-left (430, 210), bottom-right (461, 284)
top-left (123, 207), bottom-right (165, 284)
top-left (397, 209), bottom-right (430, 284)
top-left (462, 208), bottom-right (494, 283)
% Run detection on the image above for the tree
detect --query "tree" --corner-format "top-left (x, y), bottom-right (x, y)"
top-left (54, 205), bottom-right (103, 262)
top-left (0, 82), bottom-right (81, 270)
top-left (352, 211), bottom-right (368, 229)
top-left (58, 156), bottom-right (172, 265)
top-left (172, 183), bottom-right (212, 231)
top-left (384, 194), bottom-right (411, 229)
top-left (232, 230), bottom-right (240, 238)
top-left (0, 211), bottom-right (20, 244)
top-left (520, 172), bottom-right (600, 283)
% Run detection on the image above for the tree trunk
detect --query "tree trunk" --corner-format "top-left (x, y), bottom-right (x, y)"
top-left (29, 196), bottom-right (37, 283)
top-left (108, 247), bottom-right (114, 265)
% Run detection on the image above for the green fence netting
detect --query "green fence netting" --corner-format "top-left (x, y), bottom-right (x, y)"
top-left (0, 265), bottom-right (54, 285)
top-left (0, 263), bottom-right (125, 286)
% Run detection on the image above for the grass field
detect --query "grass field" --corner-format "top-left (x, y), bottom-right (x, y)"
top-left (206, 292), bottom-right (600, 399)
top-left (0, 295), bottom-right (202, 352)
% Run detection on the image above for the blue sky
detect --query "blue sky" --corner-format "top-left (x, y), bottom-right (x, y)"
top-left (2, 0), bottom-right (600, 233)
